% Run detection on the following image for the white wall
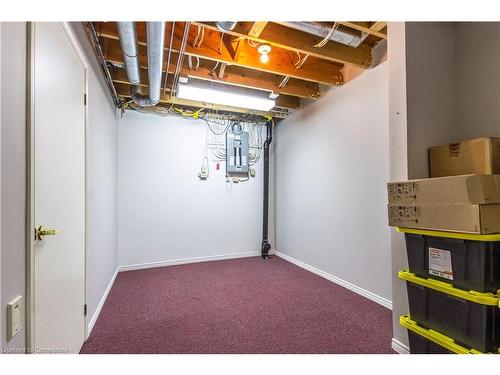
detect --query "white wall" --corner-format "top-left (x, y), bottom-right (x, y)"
top-left (1, 22), bottom-right (27, 352)
top-left (388, 22), bottom-right (458, 350)
top-left (0, 23), bottom-right (119, 350)
top-left (388, 22), bottom-right (410, 350)
top-left (118, 112), bottom-right (273, 267)
top-left (455, 22), bottom-right (500, 138)
top-left (405, 23), bottom-right (457, 180)
top-left (274, 62), bottom-right (391, 304)
top-left (69, 23), bottom-right (119, 332)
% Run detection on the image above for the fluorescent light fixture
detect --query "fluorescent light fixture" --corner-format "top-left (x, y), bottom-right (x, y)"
top-left (177, 84), bottom-right (276, 111)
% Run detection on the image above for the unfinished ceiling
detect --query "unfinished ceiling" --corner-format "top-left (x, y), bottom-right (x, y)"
top-left (87, 21), bottom-right (387, 119)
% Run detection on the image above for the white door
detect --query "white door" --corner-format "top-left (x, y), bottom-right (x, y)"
top-left (32, 22), bottom-right (86, 354)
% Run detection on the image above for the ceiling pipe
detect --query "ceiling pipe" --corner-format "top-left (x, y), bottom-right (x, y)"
top-left (277, 22), bottom-right (368, 48)
top-left (215, 22), bottom-right (237, 32)
top-left (117, 22), bottom-right (165, 106)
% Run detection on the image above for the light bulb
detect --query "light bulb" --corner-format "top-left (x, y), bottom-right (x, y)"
top-left (257, 44), bottom-right (272, 64)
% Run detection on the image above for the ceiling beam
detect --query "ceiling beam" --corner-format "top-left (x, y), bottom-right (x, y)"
top-left (106, 40), bottom-right (321, 99)
top-left (97, 22), bottom-right (343, 85)
top-left (194, 22), bottom-right (372, 68)
top-left (247, 22), bottom-right (269, 38)
top-left (370, 22), bottom-right (387, 32)
top-left (114, 83), bottom-right (275, 117)
top-left (339, 22), bottom-right (387, 39)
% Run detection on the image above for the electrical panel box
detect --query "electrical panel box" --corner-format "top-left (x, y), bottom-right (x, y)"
top-left (226, 124), bottom-right (249, 176)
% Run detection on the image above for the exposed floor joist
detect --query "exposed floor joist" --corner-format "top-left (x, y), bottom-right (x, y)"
top-left (106, 47), bottom-right (320, 100)
top-left (194, 22), bottom-right (373, 68)
top-left (97, 22), bottom-right (344, 86)
top-left (89, 21), bottom-right (386, 118)
top-left (339, 22), bottom-right (387, 39)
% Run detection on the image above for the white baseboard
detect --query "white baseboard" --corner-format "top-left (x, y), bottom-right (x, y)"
top-left (391, 338), bottom-right (409, 354)
top-left (119, 251), bottom-right (262, 272)
top-left (275, 251), bottom-right (393, 310)
top-left (86, 267), bottom-right (119, 339)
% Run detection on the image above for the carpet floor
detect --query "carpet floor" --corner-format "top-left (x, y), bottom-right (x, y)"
top-left (81, 256), bottom-right (393, 354)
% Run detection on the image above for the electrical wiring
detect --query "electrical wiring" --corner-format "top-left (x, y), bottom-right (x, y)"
top-left (219, 32), bottom-right (224, 54)
top-left (278, 75), bottom-right (290, 88)
top-left (128, 103), bottom-right (268, 182)
top-left (295, 53), bottom-right (309, 69)
top-left (314, 22), bottom-right (339, 48)
top-left (188, 55), bottom-right (200, 71)
top-left (162, 22), bottom-right (175, 94)
top-left (247, 39), bottom-right (260, 48)
top-left (193, 25), bottom-right (202, 47)
top-left (171, 22), bottom-right (191, 96)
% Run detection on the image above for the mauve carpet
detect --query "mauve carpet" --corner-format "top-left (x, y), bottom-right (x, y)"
top-left (81, 256), bottom-right (393, 354)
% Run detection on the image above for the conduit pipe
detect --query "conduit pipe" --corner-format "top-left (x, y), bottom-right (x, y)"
top-left (117, 21), bottom-right (165, 106)
top-left (277, 22), bottom-right (368, 48)
top-left (261, 119), bottom-right (273, 259)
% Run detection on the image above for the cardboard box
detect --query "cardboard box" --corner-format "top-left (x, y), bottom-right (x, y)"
top-left (387, 175), bottom-right (500, 205)
top-left (388, 204), bottom-right (500, 234)
top-left (429, 137), bottom-right (500, 177)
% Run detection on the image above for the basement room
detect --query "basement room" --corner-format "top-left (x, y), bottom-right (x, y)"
top-left (1, 1), bottom-right (500, 372)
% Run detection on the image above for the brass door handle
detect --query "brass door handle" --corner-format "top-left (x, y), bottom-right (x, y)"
top-left (37, 225), bottom-right (60, 241)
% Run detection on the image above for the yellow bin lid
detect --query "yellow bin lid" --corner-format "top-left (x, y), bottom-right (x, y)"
top-left (397, 227), bottom-right (500, 242)
top-left (400, 315), bottom-right (486, 354)
top-left (399, 270), bottom-right (500, 306)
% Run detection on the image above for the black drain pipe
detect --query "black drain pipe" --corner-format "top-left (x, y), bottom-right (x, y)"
top-left (261, 119), bottom-right (273, 259)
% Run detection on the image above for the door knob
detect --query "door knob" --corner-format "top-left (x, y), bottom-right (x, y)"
top-left (37, 225), bottom-right (60, 241)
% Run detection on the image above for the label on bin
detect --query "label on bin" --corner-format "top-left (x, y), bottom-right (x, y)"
top-left (428, 247), bottom-right (453, 280)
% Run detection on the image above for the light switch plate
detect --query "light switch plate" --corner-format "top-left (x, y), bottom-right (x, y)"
top-left (7, 295), bottom-right (22, 341)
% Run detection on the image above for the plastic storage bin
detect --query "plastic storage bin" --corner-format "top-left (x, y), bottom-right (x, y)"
top-left (400, 315), bottom-right (485, 354)
top-left (399, 270), bottom-right (500, 353)
top-left (398, 227), bottom-right (500, 293)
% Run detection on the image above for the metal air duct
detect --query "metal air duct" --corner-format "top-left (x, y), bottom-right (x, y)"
top-left (215, 22), bottom-right (237, 32)
top-left (277, 22), bottom-right (368, 48)
top-left (117, 22), bottom-right (165, 106)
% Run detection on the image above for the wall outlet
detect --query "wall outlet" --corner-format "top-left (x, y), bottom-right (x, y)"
top-left (7, 295), bottom-right (22, 341)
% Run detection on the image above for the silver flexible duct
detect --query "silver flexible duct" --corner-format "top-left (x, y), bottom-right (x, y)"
top-left (215, 22), bottom-right (237, 32)
top-left (117, 22), bottom-right (165, 106)
top-left (277, 22), bottom-right (368, 48)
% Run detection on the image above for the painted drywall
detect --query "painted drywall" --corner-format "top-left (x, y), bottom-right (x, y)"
top-left (387, 22), bottom-right (409, 349)
top-left (389, 22), bottom-right (457, 350)
top-left (275, 62), bottom-right (391, 304)
top-left (1, 22), bottom-right (27, 352)
top-left (455, 22), bottom-right (500, 138)
top-left (405, 22), bottom-right (457, 180)
top-left (388, 21), bottom-right (500, 350)
top-left (388, 22), bottom-right (459, 348)
top-left (69, 23), bottom-right (119, 330)
top-left (0, 23), bottom-right (119, 350)
top-left (118, 112), bottom-right (274, 267)
top-left (0, 22), bottom-right (3, 349)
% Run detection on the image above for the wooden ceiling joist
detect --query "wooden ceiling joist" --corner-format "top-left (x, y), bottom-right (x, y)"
top-left (247, 22), bottom-right (269, 38)
top-left (97, 22), bottom-right (343, 86)
top-left (105, 40), bottom-right (321, 99)
top-left (193, 22), bottom-right (373, 68)
top-left (339, 22), bottom-right (387, 39)
top-left (369, 21), bottom-right (388, 33)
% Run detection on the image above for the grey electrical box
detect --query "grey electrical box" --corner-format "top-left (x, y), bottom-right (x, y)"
top-left (226, 123), bottom-right (249, 176)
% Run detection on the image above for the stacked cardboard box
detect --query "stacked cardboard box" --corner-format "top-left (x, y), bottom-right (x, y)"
top-left (393, 137), bottom-right (500, 354)
top-left (429, 137), bottom-right (500, 177)
top-left (388, 137), bottom-right (500, 234)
